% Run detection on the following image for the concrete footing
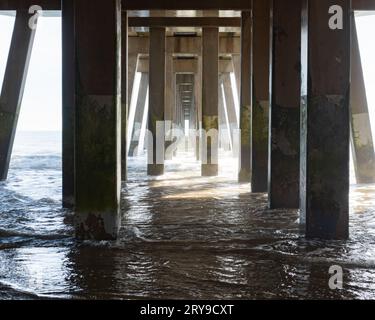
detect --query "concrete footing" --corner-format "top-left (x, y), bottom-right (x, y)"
top-left (147, 164), bottom-right (165, 176)
top-left (202, 164), bottom-right (219, 177)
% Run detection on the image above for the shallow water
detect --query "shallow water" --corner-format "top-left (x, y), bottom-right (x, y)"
top-left (0, 131), bottom-right (375, 300)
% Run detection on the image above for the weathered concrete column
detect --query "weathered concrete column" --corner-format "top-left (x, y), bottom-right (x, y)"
top-left (350, 18), bottom-right (375, 183)
top-left (195, 56), bottom-right (203, 161)
top-left (269, 0), bottom-right (301, 209)
top-left (62, 0), bottom-right (75, 208)
top-left (238, 10), bottom-right (252, 182)
top-left (74, 0), bottom-right (122, 240)
top-left (165, 41), bottom-right (175, 160)
top-left (202, 27), bottom-right (219, 176)
top-left (0, 9), bottom-right (37, 181)
top-left (121, 11), bottom-right (128, 181)
top-left (252, 0), bottom-right (271, 192)
top-left (148, 27), bottom-right (166, 176)
top-left (300, 0), bottom-right (350, 239)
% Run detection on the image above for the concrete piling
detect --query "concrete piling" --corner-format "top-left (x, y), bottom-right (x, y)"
top-left (201, 27), bottom-right (219, 176)
top-left (251, 0), bottom-right (271, 193)
top-left (300, 0), bottom-right (351, 240)
top-left (62, 0), bottom-right (75, 208)
top-left (238, 10), bottom-right (252, 182)
top-left (121, 11), bottom-right (129, 181)
top-left (269, 0), bottom-right (301, 209)
top-left (148, 27), bottom-right (166, 176)
top-left (74, 0), bottom-right (122, 240)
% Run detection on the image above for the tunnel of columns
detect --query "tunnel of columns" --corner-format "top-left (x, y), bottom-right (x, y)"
top-left (1, 0), bottom-right (375, 244)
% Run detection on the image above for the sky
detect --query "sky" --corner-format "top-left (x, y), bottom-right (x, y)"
top-left (0, 14), bottom-right (61, 132)
top-left (0, 13), bottom-right (374, 137)
top-left (356, 14), bottom-right (375, 143)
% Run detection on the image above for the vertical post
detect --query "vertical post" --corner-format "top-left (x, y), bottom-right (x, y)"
top-left (252, 0), bottom-right (271, 192)
top-left (129, 73), bottom-right (149, 157)
top-left (238, 10), bottom-right (253, 182)
top-left (350, 17), bottom-right (375, 183)
top-left (0, 9), bottom-right (37, 181)
top-left (74, 0), bottom-right (122, 240)
top-left (121, 11), bottom-right (128, 180)
top-left (300, 0), bottom-right (351, 239)
top-left (148, 27), bottom-right (166, 176)
top-left (195, 56), bottom-right (203, 161)
top-left (138, 74), bottom-right (149, 156)
top-left (62, 0), bottom-right (75, 208)
top-left (218, 74), bottom-right (226, 150)
top-left (269, 0), bottom-right (301, 208)
top-left (165, 41), bottom-right (175, 160)
top-left (232, 54), bottom-right (241, 101)
top-left (222, 73), bottom-right (238, 132)
top-left (202, 27), bottom-right (219, 176)
top-left (128, 53), bottom-right (139, 110)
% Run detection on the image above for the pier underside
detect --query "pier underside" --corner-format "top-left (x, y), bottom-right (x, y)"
top-left (0, 0), bottom-right (374, 242)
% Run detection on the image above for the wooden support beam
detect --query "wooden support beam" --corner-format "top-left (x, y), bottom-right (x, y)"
top-left (128, 17), bottom-right (241, 27)
top-left (0, 9), bottom-right (37, 181)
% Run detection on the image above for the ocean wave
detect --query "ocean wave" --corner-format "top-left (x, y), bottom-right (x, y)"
top-left (0, 228), bottom-right (71, 240)
top-left (0, 280), bottom-right (72, 300)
